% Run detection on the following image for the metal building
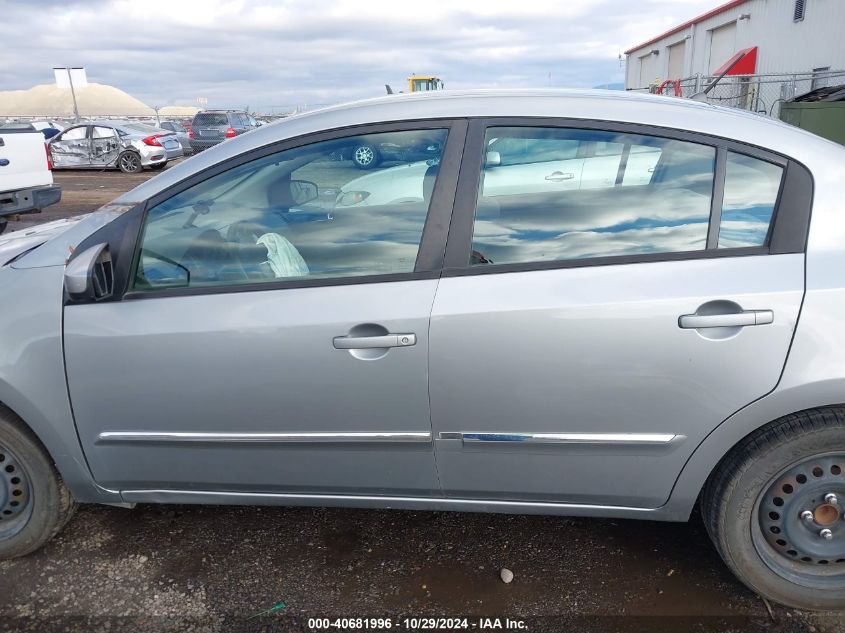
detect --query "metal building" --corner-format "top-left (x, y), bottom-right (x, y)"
top-left (624, 0), bottom-right (845, 114)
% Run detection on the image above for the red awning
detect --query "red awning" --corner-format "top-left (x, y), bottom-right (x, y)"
top-left (713, 46), bottom-right (758, 76)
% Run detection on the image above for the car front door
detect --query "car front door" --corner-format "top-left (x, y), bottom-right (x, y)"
top-left (430, 120), bottom-right (808, 508)
top-left (63, 122), bottom-right (464, 498)
top-left (49, 125), bottom-right (91, 167)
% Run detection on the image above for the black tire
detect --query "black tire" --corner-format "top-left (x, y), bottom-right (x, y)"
top-left (0, 405), bottom-right (76, 559)
top-left (351, 144), bottom-right (380, 169)
top-left (117, 151), bottom-right (142, 174)
top-left (149, 162), bottom-right (167, 170)
top-left (702, 407), bottom-right (845, 610)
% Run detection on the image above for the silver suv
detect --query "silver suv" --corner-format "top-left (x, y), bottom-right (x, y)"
top-left (0, 90), bottom-right (843, 611)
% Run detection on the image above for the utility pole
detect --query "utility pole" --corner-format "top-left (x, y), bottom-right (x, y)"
top-left (65, 67), bottom-right (80, 123)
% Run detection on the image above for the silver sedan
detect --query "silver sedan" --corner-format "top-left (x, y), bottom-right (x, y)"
top-left (1, 90), bottom-right (845, 611)
top-left (48, 121), bottom-right (183, 173)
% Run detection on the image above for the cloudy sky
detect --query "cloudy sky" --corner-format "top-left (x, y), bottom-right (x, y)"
top-left (1, 0), bottom-right (717, 113)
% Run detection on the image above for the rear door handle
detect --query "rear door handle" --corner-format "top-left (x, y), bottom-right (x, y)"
top-left (545, 171), bottom-right (574, 182)
top-left (679, 310), bottom-right (773, 329)
top-left (333, 334), bottom-right (416, 349)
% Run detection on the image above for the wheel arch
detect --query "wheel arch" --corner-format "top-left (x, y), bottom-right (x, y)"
top-left (0, 383), bottom-right (120, 506)
top-left (662, 380), bottom-right (845, 521)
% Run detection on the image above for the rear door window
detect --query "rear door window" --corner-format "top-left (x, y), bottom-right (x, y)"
top-left (470, 126), bottom-right (714, 265)
top-left (91, 126), bottom-right (116, 138)
top-left (718, 152), bottom-right (783, 248)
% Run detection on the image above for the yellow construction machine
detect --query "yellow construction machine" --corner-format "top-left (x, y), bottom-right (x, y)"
top-left (385, 75), bottom-right (445, 95)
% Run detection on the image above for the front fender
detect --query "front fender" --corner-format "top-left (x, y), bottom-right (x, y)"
top-left (0, 264), bottom-right (120, 504)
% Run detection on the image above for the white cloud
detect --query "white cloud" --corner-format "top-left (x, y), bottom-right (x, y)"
top-left (0, 0), bottom-right (717, 113)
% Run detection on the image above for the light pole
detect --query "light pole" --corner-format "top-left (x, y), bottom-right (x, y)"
top-left (54, 67), bottom-right (81, 122)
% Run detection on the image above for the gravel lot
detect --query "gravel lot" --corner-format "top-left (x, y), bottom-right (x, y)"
top-left (1, 168), bottom-right (844, 632)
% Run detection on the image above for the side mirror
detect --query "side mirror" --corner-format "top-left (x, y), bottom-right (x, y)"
top-left (485, 151), bottom-right (501, 167)
top-left (64, 243), bottom-right (114, 302)
top-left (290, 180), bottom-right (319, 206)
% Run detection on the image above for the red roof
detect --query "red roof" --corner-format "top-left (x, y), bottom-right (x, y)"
top-left (624, 0), bottom-right (749, 55)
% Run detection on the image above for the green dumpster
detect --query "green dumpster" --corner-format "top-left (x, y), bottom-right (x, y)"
top-left (780, 100), bottom-right (845, 146)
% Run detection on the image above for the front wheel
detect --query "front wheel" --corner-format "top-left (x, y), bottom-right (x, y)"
top-left (117, 151), bottom-right (142, 173)
top-left (703, 408), bottom-right (845, 610)
top-left (0, 406), bottom-right (76, 559)
top-left (351, 144), bottom-right (380, 169)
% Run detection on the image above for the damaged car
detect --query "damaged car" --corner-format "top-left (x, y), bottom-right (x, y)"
top-left (48, 121), bottom-right (183, 173)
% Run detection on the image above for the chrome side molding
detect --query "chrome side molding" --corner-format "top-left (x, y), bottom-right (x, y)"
top-left (438, 432), bottom-right (679, 445)
top-left (120, 488), bottom-right (661, 518)
top-left (97, 431), bottom-right (432, 444)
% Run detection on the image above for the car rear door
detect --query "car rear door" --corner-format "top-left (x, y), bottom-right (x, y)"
top-left (429, 119), bottom-right (810, 508)
top-left (90, 126), bottom-right (121, 167)
top-left (63, 121), bottom-right (465, 498)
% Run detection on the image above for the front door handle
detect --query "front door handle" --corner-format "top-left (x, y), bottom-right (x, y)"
top-left (679, 310), bottom-right (773, 329)
top-left (333, 334), bottom-right (416, 349)
top-left (545, 171), bottom-right (574, 182)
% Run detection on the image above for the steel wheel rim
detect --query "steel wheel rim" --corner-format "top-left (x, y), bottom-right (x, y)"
top-left (354, 146), bottom-right (374, 165)
top-left (120, 153), bottom-right (140, 171)
top-left (754, 452), bottom-right (845, 588)
top-left (0, 441), bottom-right (34, 540)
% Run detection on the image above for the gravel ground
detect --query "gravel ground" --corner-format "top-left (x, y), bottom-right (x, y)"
top-left (1, 168), bottom-right (844, 632)
top-left (2, 504), bottom-right (843, 632)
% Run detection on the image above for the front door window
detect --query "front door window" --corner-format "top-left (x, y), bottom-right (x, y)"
top-left (133, 128), bottom-right (449, 290)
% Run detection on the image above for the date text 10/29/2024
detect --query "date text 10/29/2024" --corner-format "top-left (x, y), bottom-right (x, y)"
top-left (307, 618), bottom-right (528, 630)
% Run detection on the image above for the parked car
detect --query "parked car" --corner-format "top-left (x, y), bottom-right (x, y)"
top-left (337, 138), bottom-right (661, 207)
top-left (189, 110), bottom-right (259, 153)
top-left (334, 131), bottom-right (444, 169)
top-left (29, 120), bottom-right (65, 140)
top-left (0, 124), bottom-right (61, 234)
top-left (2, 90), bottom-right (845, 611)
top-left (157, 120), bottom-right (192, 155)
top-left (0, 121), bottom-right (62, 141)
top-left (48, 121), bottom-right (183, 173)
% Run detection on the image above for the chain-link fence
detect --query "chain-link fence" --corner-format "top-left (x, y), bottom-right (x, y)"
top-left (632, 69), bottom-right (845, 118)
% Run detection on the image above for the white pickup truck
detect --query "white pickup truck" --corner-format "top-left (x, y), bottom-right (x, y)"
top-left (0, 125), bottom-right (61, 234)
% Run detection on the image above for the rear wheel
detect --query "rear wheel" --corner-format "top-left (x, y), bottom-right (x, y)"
top-left (351, 144), bottom-right (380, 169)
top-left (703, 408), bottom-right (845, 610)
top-left (0, 406), bottom-right (76, 559)
top-left (117, 151), bottom-right (142, 173)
